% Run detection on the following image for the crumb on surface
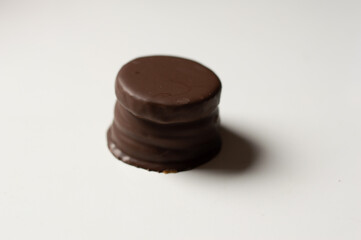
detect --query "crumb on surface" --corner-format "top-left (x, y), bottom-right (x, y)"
top-left (162, 169), bottom-right (178, 174)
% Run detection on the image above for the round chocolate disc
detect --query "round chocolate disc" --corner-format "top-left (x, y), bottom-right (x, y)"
top-left (115, 56), bottom-right (221, 123)
top-left (108, 55), bottom-right (222, 172)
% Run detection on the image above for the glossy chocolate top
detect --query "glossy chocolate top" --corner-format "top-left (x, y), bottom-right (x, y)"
top-left (115, 56), bottom-right (221, 123)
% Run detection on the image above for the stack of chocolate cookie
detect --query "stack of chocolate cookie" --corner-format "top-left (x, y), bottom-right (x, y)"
top-left (107, 56), bottom-right (222, 172)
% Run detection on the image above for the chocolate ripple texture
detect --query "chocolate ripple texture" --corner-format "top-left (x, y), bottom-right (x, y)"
top-left (107, 56), bottom-right (222, 172)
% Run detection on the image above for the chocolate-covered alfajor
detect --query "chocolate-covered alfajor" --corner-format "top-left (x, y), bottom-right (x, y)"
top-left (107, 56), bottom-right (222, 172)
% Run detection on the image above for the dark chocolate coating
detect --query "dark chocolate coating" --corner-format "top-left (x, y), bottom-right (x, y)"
top-left (107, 56), bottom-right (222, 172)
top-left (115, 56), bottom-right (221, 123)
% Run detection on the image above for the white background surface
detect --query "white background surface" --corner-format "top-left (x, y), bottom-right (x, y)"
top-left (1, 0), bottom-right (361, 239)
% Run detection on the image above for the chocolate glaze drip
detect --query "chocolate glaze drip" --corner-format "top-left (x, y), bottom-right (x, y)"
top-left (107, 56), bottom-right (222, 172)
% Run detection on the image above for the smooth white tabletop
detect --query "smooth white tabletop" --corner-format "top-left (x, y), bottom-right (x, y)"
top-left (1, 0), bottom-right (361, 239)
